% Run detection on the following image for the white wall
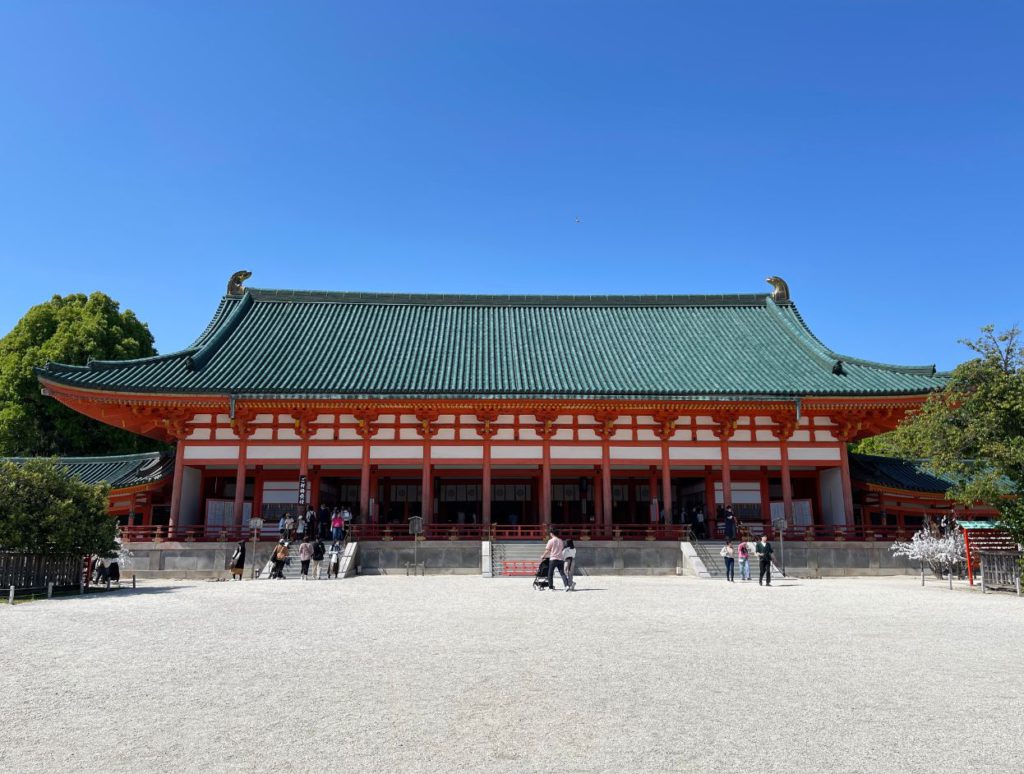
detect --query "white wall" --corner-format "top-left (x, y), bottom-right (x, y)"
top-left (180, 467), bottom-right (202, 526)
top-left (818, 468), bottom-right (845, 526)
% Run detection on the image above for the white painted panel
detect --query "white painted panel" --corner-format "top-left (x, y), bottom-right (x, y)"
top-left (695, 430), bottom-right (718, 442)
top-left (497, 414), bottom-right (516, 424)
top-left (669, 447), bottom-right (721, 461)
top-left (636, 429), bottom-right (658, 442)
top-left (216, 414), bottom-right (230, 423)
top-left (250, 428), bottom-right (273, 441)
top-left (376, 414), bottom-right (395, 423)
top-left (460, 415), bottom-right (480, 424)
top-left (553, 429), bottom-right (573, 441)
top-left (180, 467), bottom-right (202, 526)
top-left (729, 447), bottom-right (781, 461)
top-left (555, 415), bottom-right (573, 424)
top-left (370, 445), bottom-right (424, 460)
top-left (671, 429), bottom-right (692, 442)
top-left (308, 445), bottom-right (362, 460)
top-left (677, 416), bottom-right (692, 425)
top-left (610, 446), bottom-right (660, 460)
top-left (790, 430), bottom-right (811, 442)
top-left (459, 429), bottom-right (480, 440)
top-left (813, 416), bottom-right (834, 426)
top-left (814, 430), bottom-right (837, 442)
top-left (577, 415), bottom-right (597, 425)
top-left (248, 445), bottom-right (300, 460)
top-left (312, 429), bottom-right (333, 440)
top-left (493, 429), bottom-right (515, 441)
top-left (191, 414), bottom-right (212, 423)
top-left (399, 428), bottom-right (420, 440)
top-left (754, 416), bottom-right (774, 426)
top-left (799, 417), bottom-right (810, 426)
top-left (819, 467), bottom-right (845, 524)
top-left (737, 416), bottom-right (751, 426)
top-left (337, 428), bottom-right (360, 440)
top-left (695, 416), bottom-right (715, 425)
top-left (731, 430), bottom-right (751, 442)
top-left (492, 445), bottom-right (542, 459)
top-left (611, 429), bottom-right (632, 441)
top-left (437, 414), bottom-right (456, 423)
top-left (787, 447), bottom-right (841, 461)
top-left (215, 428), bottom-right (239, 440)
top-left (432, 445), bottom-right (483, 460)
top-left (374, 428), bottom-right (396, 440)
top-left (519, 428), bottom-right (541, 441)
top-left (254, 413), bottom-right (274, 423)
top-left (399, 414), bottom-right (418, 423)
top-left (550, 446), bottom-right (602, 460)
top-left (315, 414), bottom-right (333, 423)
top-left (187, 428), bottom-right (211, 440)
top-left (279, 428), bottom-right (300, 441)
top-left (577, 429), bottom-right (600, 442)
top-left (434, 428), bottom-right (456, 441)
top-left (635, 416), bottom-right (656, 425)
top-left (338, 414), bottom-right (357, 423)
top-left (614, 416), bottom-right (631, 425)
top-left (755, 430), bottom-right (777, 442)
top-left (184, 445), bottom-right (239, 461)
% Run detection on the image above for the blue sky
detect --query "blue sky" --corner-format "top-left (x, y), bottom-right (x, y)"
top-left (1, 1), bottom-right (1021, 371)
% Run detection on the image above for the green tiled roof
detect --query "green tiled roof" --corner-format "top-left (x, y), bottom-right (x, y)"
top-left (36, 287), bottom-right (947, 400)
top-left (848, 453), bottom-right (952, 494)
top-left (3, 452), bottom-right (174, 490)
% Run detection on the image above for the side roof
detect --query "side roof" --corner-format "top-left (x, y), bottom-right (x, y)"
top-left (2, 451), bottom-right (175, 490)
top-left (36, 286), bottom-right (948, 400)
top-left (848, 453), bottom-right (952, 494)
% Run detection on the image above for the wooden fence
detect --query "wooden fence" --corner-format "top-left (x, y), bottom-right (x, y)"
top-left (980, 552), bottom-right (1022, 596)
top-left (0, 552), bottom-right (84, 591)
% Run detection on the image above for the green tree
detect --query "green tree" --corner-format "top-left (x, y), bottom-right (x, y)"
top-left (0, 458), bottom-right (117, 555)
top-left (0, 292), bottom-right (159, 456)
top-left (892, 326), bottom-right (1024, 545)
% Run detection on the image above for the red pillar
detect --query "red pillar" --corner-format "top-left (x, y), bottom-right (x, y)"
top-left (421, 451), bottom-right (433, 523)
top-left (759, 466), bottom-right (771, 530)
top-left (232, 442), bottom-right (247, 528)
top-left (601, 443), bottom-right (612, 531)
top-left (720, 443), bottom-right (732, 512)
top-left (661, 444), bottom-right (673, 526)
top-left (359, 440), bottom-right (371, 519)
top-left (780, 441), bottom-right (794, 524)
top-left (169, 441), bottom-right (185, 531)
top-left (541, 443), bottom-right (552, 528)
top-left (482, 442), bottom-right (492, 528)
top-left (839, 444), bottom-right (855, 526)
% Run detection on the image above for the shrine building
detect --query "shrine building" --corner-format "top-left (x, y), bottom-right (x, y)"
top-left (35, 275), bottom-right (949, 544)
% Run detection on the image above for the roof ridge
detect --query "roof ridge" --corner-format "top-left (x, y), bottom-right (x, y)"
top-left (1, 451), bottom-right (169, 464)
top-left (242, 287), bottom-right (781, 307)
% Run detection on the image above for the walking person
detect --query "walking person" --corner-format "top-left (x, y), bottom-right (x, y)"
top-left (563, 539), bottom-right (578, 591)
top-left (295, 512), bottom-right (306, 542)
top-left (737, 539), bottom-right (751, 581)
top-left (278, 515), bottom-right (288, 541)
top-left (540, 530), bottom-right (571, 590)
top-left (695, 506), bottom-right (706, 539)
top-left (271, 540), bottom-right (289, 579)
top-left (724, 506), bottom-right (737, 541)
top-left (298, 537), bottom-right (314, 580)
top-left (328, 541), bottom-right (341, 579)
top-left (331, 510), bottom-right (344, 542)
top-left (756, 535), bottom-right (774, 586)
top-left (283, 513), bottom-right (295, 542)
top-left (229, 540), bottom-right (246, 580)
top-left (311, 537), bottom-right (325, 580)
top-left (720, 540), bottom-right (735, 582)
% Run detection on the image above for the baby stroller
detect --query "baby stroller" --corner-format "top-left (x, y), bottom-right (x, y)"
top-left (533, 558), bottom-right (551, 590)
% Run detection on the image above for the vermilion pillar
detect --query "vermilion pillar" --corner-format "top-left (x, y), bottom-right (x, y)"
top-left (720, 443), bottom-right (733, 512)
top-left (541, 444), bottom-right (552, 528)
top-left (169, 441), bottom-right (185, 530)
top-left (781, 441), bottom-right (794, 523)
top-left (482, 443), bottom-right (492, 528)
top-left (601, 444), bottom-right (612, 531)
top-left (232, 441), bottom-right (247, 527)
top-left (661, 445), bottom-right (672, 525)
top-left (421, 454), bottom-right (433, 523)
top-left (359, 441), bottom-right (371, 519)
top-left (839, 444), bottom-right (855, 525)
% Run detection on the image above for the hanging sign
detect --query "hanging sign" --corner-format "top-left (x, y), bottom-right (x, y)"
top-left (297, 475), bottom-right (308, 506)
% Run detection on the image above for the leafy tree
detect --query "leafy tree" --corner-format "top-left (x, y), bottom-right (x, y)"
top-left (889, 326), bottom-right (1024, 545)
top-left (0, 292), bottom-right (159, 456)
top-left (850, 431), bottom-right (904, 458)
top-left (0, 458), bottom-right (117, 555)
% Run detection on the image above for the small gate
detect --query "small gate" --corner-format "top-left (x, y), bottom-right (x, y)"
top-left (979, 552), bottom-right (1022, 596)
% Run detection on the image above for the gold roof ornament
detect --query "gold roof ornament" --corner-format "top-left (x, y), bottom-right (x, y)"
top-left (228, 270), bottom-right (252, 297)
top-left (765, 276), bottom-right (790, 303)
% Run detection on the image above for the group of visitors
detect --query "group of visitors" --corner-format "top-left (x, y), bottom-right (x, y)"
top-left (278, 504), bottom-right (352, 542)
top-left (90, 554), bottom-right (121, 585)
top-left (539, 530), bottom-right (578, 591)
top-left (718, 535), bottom-right (775, 585)
top-left (266, 536), bottom-right (344, 580)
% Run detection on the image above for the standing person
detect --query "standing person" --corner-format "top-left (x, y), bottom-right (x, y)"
top-left (305, 507), bottom-right (317, 539)
top-left (563, 538), bottom-right (578, 591)
top-left (737, 539), bottom-right (751, 581)
top-left (695, 506), bottom-right (706, 539)
top-left (278, 515), bottom-right (288, 540)
top-left (756, 535), bottom-right (774, 586)
top-left (331, 510), bottom-right (344, 542)
top-left (295, 512), bottom-right (306, 542)
top-left (724, 506), bottom-right (737, 541)
top-left (283, 513), bottom-right (295, 542)
top-left (719, 541), bottom-right (735, 582)
top-left (311, 537), bottom-right (325, 580)
top-left (328, 541), bottom-right (341, 579)
top-left (229, 541), bottom-right (246, 580)
top-left (271, 540), bottom-right (289, 579)
top-left (318, 504), bottom-right (331, 542)
top-left (298, 537), bottom-right (314, 580)
top-left (342, 505), bottom-right (353, 527)
top-left (540, 530), bottom-right (571, 590)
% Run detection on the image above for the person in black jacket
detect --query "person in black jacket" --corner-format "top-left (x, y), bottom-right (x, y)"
top-left (229, 541), bottom-right (246, 580)
top-left (756, 535), bottom-right (774, 586)
top-left (311, 538), bottom-right (326, 580)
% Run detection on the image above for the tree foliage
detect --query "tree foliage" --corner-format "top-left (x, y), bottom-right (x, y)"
top-left (0, 292), bottom-right (159, 456)
top-left (884, 326), bottom-right (1024, 544)
top-left (0, 458), bottom-right (117, 555)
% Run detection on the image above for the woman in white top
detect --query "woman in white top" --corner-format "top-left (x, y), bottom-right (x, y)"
top-left (719, 541), bottom-right (735, 583)
top-left (563, 539), bottom-right (578, 592)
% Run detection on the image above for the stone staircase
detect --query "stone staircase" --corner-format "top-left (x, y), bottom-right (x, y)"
top-left (691, 540), bottom-right (759, 580)
top-left (259, 541), bottom-right (341, 580)
top-left (490, 541), bottom-right (546, 577)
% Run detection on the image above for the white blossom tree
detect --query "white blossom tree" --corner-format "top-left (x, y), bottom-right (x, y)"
top-left (891, 515), bottom-right (965, 586)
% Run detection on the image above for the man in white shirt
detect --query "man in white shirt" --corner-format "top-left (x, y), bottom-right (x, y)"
top-left (540, 530), bottom-right (571, 590)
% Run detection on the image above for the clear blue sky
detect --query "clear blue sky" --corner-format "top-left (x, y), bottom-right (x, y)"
top-left (1, 2), bottom-right (1021, 371)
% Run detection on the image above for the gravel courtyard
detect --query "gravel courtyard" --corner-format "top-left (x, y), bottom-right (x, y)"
top-left (1, 575), bottom-right (1021, 774)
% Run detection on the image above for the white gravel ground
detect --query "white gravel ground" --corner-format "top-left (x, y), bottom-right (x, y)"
top-left (1, 575), bottom-right (1021, 774)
